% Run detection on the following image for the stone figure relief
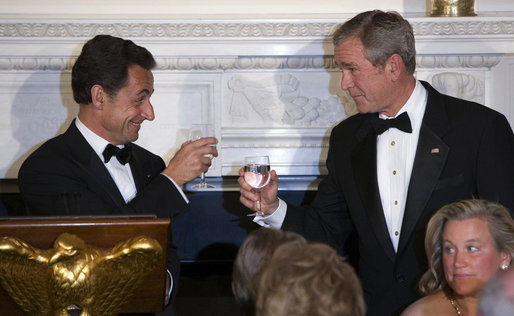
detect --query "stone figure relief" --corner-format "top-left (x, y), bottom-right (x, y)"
top-left (430, 72), bottom-right (485, 104)
top-left (227, 74), bottom-right (347, 127)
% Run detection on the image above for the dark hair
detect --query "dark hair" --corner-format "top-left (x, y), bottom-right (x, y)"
top-left (71, 34), bottom-right (156, 104)
top-left (332, 10), bottom-right (416, 74)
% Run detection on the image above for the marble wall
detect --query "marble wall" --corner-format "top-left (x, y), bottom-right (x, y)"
top-left (1, 13), bottom-right (513, 187)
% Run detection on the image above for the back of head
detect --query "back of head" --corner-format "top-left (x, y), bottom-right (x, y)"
top-left (478, 268), bottom-right (514, 316)
top-left (420, 199), bottom-right (514, 295)
top-left (71, 34), bottom-right (156, 105)
top-left (331, 10), bottom-right (416, 74)
top-left (254, 242), bottom-right (366, 316)
top-left (232, 228), bottom-right (307, 316)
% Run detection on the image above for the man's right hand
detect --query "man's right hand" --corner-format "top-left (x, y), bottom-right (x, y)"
top-left (238, 167), bottom-right (280, 216)
top-left (163, 137), bottom-right (218, 186)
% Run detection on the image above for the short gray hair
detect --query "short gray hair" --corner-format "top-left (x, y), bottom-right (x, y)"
top-left (331, 10), bottom-right (416, 74)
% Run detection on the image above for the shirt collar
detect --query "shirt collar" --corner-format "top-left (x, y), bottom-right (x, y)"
top-left (379, 79), bottom-right (427, 132)
top-left (75, 117), bottom-right (115, 162)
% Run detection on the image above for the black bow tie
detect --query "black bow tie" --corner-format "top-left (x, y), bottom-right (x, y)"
top-left (102, 143), bottom-right (132, 165)
top-left (370, 112), bottom-right (412, 135)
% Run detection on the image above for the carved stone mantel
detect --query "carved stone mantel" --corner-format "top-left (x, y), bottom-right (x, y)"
top-left (1, 14), bottom-right (514, 55)
top-left (1, 14), bottom-right (513, 184)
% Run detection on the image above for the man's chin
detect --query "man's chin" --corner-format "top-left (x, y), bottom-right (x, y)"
top-left (126, 133), bottom-right (139, 144)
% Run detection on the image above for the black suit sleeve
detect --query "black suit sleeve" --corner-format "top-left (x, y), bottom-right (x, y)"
top-left (282, 127), bottom-right (354, 256)
top-left (476, 112), bottom-right (514, 213)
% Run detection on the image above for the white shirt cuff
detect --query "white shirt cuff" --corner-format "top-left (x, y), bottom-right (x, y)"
top-left (253, 198), bottom-right (287, 228)
top-left (160, 173), bottom-right (189, 204)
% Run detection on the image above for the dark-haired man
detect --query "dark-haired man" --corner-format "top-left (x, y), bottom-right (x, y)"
top-left (18, 35), bottom-right (218, 314)
top-left (239, 10), bottom-right (514, 316)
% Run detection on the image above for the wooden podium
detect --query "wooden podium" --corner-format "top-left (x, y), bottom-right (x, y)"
top-left (0, 215), bottom-right (170, 315)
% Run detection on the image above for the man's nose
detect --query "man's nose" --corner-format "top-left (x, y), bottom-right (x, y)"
top-left (341, 70), bottom-right (354, 90)
top-left (142, 100), bottom-right (155, 121)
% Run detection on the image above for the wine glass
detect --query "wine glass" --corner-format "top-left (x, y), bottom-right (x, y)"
top-left (189, 123), bottom-right (215, 189)
top-left (244, 155), bottom-right (271, 216)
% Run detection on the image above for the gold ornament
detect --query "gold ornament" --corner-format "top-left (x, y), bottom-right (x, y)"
top-left (0, 233), bottom-right (163, 316)
top-left (447, 292), bottom-right (463, 315)
top-left (430, 0), bottom-right (476, 17)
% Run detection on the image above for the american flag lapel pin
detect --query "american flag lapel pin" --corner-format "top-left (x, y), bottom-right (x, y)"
top-left (431, 148), bottom-right (440, 154)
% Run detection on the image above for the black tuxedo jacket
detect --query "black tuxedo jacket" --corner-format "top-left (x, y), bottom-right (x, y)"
top-left (283, 81), bottom-right (514, 316)
top-left (18, 120), bottom-right (189, 300)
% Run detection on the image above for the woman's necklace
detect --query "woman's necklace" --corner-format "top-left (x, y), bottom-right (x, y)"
top-left (447, 292), bottom-right (463, 316)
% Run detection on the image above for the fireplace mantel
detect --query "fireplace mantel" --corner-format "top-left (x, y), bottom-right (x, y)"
top-left (1, 13), bottom-right (514, 55)
top-left (1, 13), bottom-right (513, 183)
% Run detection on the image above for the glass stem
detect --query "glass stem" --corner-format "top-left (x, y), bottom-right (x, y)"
top-left (257, 192), bottom-right (262, 216)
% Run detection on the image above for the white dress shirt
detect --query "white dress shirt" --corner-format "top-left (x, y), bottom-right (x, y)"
top-left (255, 80), bottom-right (428, 253)
top-left (376, 80), bottom-right (427, 251)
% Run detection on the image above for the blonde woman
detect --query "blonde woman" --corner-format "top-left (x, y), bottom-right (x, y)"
top-left (402, 200), bottom-right (514, 316)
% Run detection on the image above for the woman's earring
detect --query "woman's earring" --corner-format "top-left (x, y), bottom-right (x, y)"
top-left (501, 264), bottom-right (509, 270)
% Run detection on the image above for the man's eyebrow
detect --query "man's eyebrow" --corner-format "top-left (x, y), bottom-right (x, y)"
top-left (337, 62), bottom-right (356, 69)
top-left (137, 88), bottom-right (153, 95)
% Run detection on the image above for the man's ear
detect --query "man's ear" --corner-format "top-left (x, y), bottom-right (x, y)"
top-left (388, 54), bottom-right (403, 82)
top-left (91, 85), bottom-right (105, 109)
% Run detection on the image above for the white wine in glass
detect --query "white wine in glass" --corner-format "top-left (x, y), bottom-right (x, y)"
top-left (189, 123), bottom-right (215, 189)
top-left (244, 155), bottom-right (270, 216)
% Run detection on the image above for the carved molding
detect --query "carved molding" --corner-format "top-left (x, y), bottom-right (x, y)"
top-left (1, 19), bottom-right (513, 38)
top-left (411, 20), bottom-right (514, 36)
top-left (0, 55), bottom-right (503, 71)
top-left (416, 55), bottom-right (502, 69)
top-left (0, 22), bottom-right (336, 38)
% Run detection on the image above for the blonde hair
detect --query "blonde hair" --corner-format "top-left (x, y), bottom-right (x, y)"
top-left (419, 199), bottom-right (514, 295)
top-left (232, 228), bottom-right (307, 316)
top-left (254, 242), bottom-right (366, 316)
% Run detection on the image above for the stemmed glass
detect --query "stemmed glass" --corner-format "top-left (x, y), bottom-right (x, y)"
top-left (244, 155), bottom-right (271, 216)
top-left (189, 123), bottom-right (215, 189)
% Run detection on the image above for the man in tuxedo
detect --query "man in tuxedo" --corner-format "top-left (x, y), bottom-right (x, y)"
top-left (238, 10), bottom-right (514, 316)
top-left (18, 35), bottom-right (218, 314)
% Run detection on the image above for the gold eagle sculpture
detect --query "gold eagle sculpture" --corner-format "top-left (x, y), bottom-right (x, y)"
top-left (0, 233), bottom-right (163, 316)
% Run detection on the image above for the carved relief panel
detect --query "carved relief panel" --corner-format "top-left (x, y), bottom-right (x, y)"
top-left (221, 69), bottom-right (354, 176)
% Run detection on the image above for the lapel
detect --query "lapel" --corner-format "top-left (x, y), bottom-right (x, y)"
top-left (63, 121), bottom-right (126, 207)
top-left (351, 116), bottom-right (396, 262)
top-left (397, 81), bottom-right (450, 254)
top-left (129, 148), bottom-right (149, 193)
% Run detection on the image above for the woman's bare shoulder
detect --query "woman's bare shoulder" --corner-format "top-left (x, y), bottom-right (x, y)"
top-left (401, 290), bottom-right (451, 316)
